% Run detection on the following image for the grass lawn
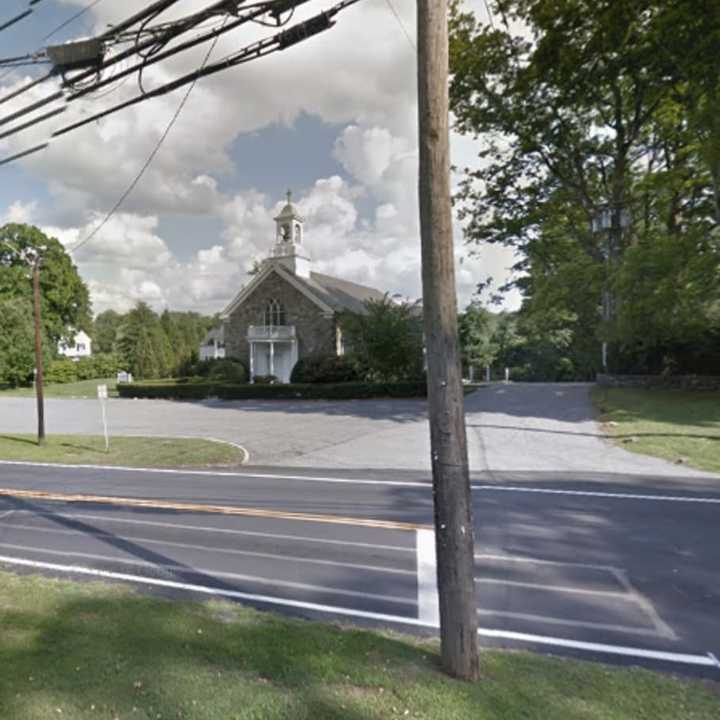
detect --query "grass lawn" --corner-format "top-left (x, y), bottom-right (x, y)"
top-left (0, 378), bottom-right (119, 399)
top-left (0, 434), bottom-right (244, 468)
top-left (0, 571), bottom-right (717, 720)
top-left (592, 386), bottom-right (720, 473)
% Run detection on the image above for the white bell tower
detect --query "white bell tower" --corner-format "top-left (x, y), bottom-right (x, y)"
top-left (270, 190), bottom-right (311, 278)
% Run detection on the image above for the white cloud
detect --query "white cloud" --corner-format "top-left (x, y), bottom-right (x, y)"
top-left (0, 200), bottom-right (37, 224)
top-left (0, 0), bottom-right (522, 314)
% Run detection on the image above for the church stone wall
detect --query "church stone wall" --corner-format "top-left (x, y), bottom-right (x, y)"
top-left (225, 270), bottom-right (337, 371)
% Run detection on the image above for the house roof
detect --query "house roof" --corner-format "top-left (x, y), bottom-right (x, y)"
top-left (201, 324), bottom-right (224, 345)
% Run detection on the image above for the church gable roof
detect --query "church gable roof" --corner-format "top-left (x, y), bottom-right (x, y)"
top-left (220, 262), bottom-right (335, 318)
top-left (306, 272), bottom-right (386, 314)
top-left (220, 263), bottom-right (386, 319)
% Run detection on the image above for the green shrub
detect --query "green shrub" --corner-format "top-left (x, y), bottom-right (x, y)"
top-left (290, 355), bottom-right (361, 384)
top-left (117, 381), bottom-right (427, 401)
top-left (44, 353), bottom-right (122, 384)
top-left (181, 357), bottom-right (247, 382)
top-left (89, 353), bottom-right (122, 378)
top-left (45, 358), bottom-right (79, 384)
top-left (207, 359), bottom-right (248, 383)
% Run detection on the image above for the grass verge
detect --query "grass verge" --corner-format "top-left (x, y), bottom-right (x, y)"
top-left (592, 386), bottom-right (720, 473)
top-left (0, 378), bottom-right (118, 398)
top-left (0, 434), bottom-right (244, 468)
top-left (0, 570), bottom-right (717, 720)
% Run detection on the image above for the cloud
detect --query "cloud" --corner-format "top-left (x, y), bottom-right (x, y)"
top-left (0, 200), bottom-right (37, 224)
top-left (0, 0), bottom-right (522, 315)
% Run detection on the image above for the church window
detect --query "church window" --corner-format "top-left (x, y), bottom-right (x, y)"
top-left (280, 224), bottom-right (291, 241)
top-left (295, 223), bottom-right (302, 242)
top-left (264, 298), bottom-right (286, 327)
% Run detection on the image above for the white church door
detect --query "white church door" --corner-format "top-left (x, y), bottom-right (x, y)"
top-left (250, 342), bottom-right (296, 383)
top-left (272, 344), bottom-right (293, 384)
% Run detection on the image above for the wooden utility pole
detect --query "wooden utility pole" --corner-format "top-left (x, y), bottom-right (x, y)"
top-left (417, 0), bottom-right (479, 680)
top-left (32, 253), bottom-right (46, 446)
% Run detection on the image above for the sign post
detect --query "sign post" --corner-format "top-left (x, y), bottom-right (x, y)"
top-left (97, 384), bottom-right (109, 452)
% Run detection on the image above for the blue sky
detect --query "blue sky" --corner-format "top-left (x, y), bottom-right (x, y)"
top-left (0, 0), bottom-right (521, 315)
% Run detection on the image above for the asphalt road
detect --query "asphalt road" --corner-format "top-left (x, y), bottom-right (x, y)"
top-left (1, 462), bottom-right (718, 676)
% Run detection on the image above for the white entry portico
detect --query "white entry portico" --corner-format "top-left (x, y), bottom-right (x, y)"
top-left (248, 324), bottom-right (298, 383)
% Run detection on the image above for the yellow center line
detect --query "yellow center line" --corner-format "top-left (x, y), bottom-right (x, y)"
top-left (0, 488), bottom-right (429, 532)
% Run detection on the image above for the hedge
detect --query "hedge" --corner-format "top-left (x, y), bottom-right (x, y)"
top-left (117, 381), bottom-right (427, 401)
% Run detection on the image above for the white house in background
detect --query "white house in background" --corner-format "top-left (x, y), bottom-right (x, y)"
top-left (199, 324), bottom-right (226, 361)
top-left (58, 330), bottom-right (92, 360)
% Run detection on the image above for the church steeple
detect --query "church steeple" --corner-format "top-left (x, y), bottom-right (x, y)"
top-left (270, 190), bottom-right (311, 278)
top-left (273, 190), bottom-right (303, 247)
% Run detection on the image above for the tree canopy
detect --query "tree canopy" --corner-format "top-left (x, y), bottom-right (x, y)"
top-left (340, 295), bottom-right (425, 382)
top-left (111, 303), bottom-right (216, 380)
top-left (450, 0), bottom-right (720, 376)
top-left (0, 223), bottom-right (92, 346)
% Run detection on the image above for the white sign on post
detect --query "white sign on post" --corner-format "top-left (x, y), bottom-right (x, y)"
top-left (97, 384), bottom-right (109, 452)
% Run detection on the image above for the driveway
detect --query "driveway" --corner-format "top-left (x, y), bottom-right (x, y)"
top-left (0, 384), bottom-right (716, 481)
top-left (464, 383), bottom-right (717, 484)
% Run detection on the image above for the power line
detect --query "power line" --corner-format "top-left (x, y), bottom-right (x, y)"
top-left (0, 0), bottom-right (51, 33)
top-left (43, 0), bottom-right (106, 41)
top-left (0, 0), bottom-right (310, 139)
top-left (0, 0), bottom-right (259, 116)
top-left (383, 0), bottom-right (415, 50)
top-left (0, 0), bottom-right (361, 166)
top-left (0, 10), bottom-right (33, 35)
top-left (0, 0), bottom-right (185, 107)
top-left (55, 3), bottom-right (354, 139)
top-left (68, 16), bottom-right (230, 256)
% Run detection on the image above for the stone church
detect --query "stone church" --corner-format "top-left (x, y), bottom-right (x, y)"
top-left (219, 192), bottom-right (386, 383)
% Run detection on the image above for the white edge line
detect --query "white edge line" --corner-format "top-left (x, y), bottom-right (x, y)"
top-left (2, 460), bottom-right (718, 503)
top-left (477, 628), bottom-right (719, 668)
top-left (0, 554), bottom-right (716, 670)
top-left (475, 552), bottom-right (617, 572)
top-left (416, 528), bottom-right (439, 625)
top-left (471, 484), bottom-right (720, 505)
top-left (0, 544), bottom-right (414, 606)
top-left (0, 460), bottom-right (427, 487)
top-left (473, 577), bottom-right (632, 599)
top-left (0, 554), bottom-right (433, 628)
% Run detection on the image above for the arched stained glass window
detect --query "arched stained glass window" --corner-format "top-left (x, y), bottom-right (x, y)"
top-left (264, 298), bottom-right (286, 327)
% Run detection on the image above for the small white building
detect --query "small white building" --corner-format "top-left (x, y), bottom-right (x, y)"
top-left (199, 325), bottom-right (226, 361)
top-left (58, 330), bottom-right (92, 360)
